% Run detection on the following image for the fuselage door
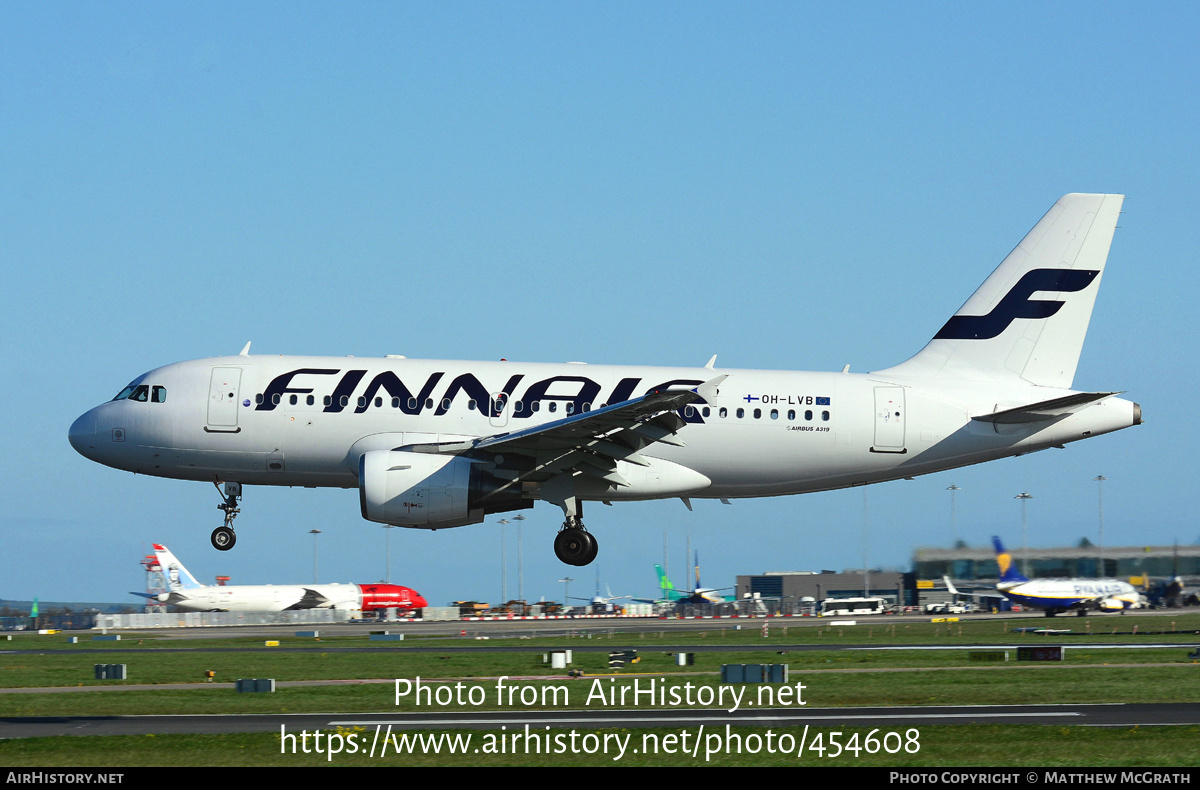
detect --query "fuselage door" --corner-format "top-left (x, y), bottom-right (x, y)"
top-left (872, 386), bottom-right (906, 453)
top-left (206, 367), bottom-right (242, 432)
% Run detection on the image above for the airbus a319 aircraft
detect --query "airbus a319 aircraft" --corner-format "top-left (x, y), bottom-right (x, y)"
top-left (69, 194), bottom-right (1140, 567)
top-left (136, 544), bottom-right (427, 613)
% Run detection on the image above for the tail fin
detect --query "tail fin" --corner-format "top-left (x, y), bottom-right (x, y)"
top-left (153, 544), bottom-right (203, 591)
top-left (878, 194), bottom-right (1124, 388)
top-left (654, 564), bottom-right (676, 600)
top-left (992, 536), bottom-right (1029, 584)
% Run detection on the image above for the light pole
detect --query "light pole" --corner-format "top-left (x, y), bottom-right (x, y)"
top-left (513, 514), bottom-right (525, 603)
top-left (862, 488), bottom-right (870, 597)
top-left (308, 529), bottom-right (322, 583)
top-left (946, 484), bottom-right (961, 546)
top-left (498, 519), bottom-right (509, 604)
top-left (1094, 475), bottom-right (1107, 577)
top-left (558, 577), bottom-right (574, 613)
top-left (1015, 492), bottom-right (1033, 578)
top-left (382, 525), bottom-right (397, 583)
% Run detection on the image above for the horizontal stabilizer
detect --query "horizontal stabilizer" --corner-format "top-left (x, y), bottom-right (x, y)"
top-left (972, 392), bottom-right (1118, 424)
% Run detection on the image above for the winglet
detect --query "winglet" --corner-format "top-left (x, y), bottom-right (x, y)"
top-left (705, 355), bottom-right (717, 370)
top-left (239, 341), bottom-right (252, 356)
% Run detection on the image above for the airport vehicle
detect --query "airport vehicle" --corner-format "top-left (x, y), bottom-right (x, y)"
top-left (820, 596), bottom-right (888, 616)
top-left (135, 544), bottom-right (427, 613)
top-left (924, 600), bottom-right (971, 614)
top-left (69, 194), bottom-right (1140, 567)
top-left (987, 537), bottom-right (1144, 616)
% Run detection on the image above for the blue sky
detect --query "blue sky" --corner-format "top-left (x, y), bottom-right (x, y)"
top-left (2, 3), bottom-right (1197, 606)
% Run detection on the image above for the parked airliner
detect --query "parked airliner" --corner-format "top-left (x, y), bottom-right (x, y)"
top-left (985, 537), bottom-right (1144, 616)
top-left (135, 544), bottom-right (427, 613)
top-left (70, 194), bottom-right (1140, 566)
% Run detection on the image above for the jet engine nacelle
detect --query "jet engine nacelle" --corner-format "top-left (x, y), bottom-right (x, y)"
top-left (1098, 597), bottom-right (1127, 612)
top-left (358, 449), bottom-right (529, 529)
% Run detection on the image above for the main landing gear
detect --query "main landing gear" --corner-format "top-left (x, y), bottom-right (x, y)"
top-left (552, 498), bottom-right (598, 566)
top-left (212, 481), bottom-right (241, 551)
top-left (554, 524), bottom-right (598, 566)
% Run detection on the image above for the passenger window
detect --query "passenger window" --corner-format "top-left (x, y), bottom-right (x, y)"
top-left (425, 398), bottom-right (433, 409)
top-left (272, 393), bottom-right (280, 405)
top-left (549, 402), bottom-right (558, 413)
top-left (442, 398), bottom-right (451, 410)
top-left (719, 407), bottom-right (727, 418)
top-left (532, 401), bottom-right (541, 413)
top-left (290, 394), bottom-right (298, 406)
top-left (468, 400), bottom-right (477, 411)
top-left (256, 393), bottom-right (264, 405)
top-left (408, 397), bottom-right (417, 410)
top-left (753, 408), bottom-right (761, 419)
top-left (307, 395), bottom-right (315, 406)
top-left (391, 397), bottom-right (400, 408)
top-left (340, 395), bottom-right (349, 407)
top-left (357, 397), bottom-right (366, 408)
top-left (736, 408), bottom-right (744, 418)
top-left (684, 406), bottom-right (695, 417)
top-left (566, 403), bottom-right (574, 415)
top-left (375, 397), bottom-right (382, 408)
top-left (324, 396), bottom-right (332, 406)
top-left (805, 410), bottom-right (813, 421)
top-left (702, 407), bottom-right (710, 417)
top-left (787, 409), bottom-right (795, 420)
top-left (770, 409), bottom-right (779, 420)
top-left (152, 386), bottom-right (167, 403)
top-left (822, 410), bottom-right (830, 421)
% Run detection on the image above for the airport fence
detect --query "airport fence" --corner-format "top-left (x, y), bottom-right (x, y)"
top-left (92, 610), bottom-right (359, 629)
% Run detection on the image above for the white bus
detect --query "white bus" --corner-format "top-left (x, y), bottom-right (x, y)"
top-left (820, 597), bottom-right (888, 616)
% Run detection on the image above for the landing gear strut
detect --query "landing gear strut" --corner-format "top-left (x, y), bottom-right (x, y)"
top-left (212, 482), bottom-right (241, 551)
top-left (552, 497), bottom-right (598, 566)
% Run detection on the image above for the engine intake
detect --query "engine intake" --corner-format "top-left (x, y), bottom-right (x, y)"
top-left (358, 450), bottom-right (530, 529)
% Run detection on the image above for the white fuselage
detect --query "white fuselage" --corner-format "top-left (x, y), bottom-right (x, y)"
top-left (999, 579), bottom-right (1143, 612)
top-left (70, 354), bottom-right (1139, 510)
top-left (164, 582), bottom-right (363, 612)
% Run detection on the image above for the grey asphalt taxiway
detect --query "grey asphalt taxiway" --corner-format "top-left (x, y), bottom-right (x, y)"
top-left (5, 703), bottom-right (1200, 739)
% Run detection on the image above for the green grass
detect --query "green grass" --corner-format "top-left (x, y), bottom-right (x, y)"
top-left (4, 617), bottom-right (1200, 766)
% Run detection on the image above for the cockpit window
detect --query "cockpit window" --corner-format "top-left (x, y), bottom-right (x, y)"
top-left (112, 383), bottom-right (163, 403)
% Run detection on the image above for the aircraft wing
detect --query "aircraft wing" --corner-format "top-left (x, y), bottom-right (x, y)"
top-left (406, 376), bottom-right (726, 488)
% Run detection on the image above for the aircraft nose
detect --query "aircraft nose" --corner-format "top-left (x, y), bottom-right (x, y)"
top-left (68, 411), bottom-right (97, 458)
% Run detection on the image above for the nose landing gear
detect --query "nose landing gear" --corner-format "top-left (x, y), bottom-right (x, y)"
top-left (212, 482), bottom-right (241, 551)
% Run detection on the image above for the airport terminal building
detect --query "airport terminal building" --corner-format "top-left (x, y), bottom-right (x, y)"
top-left (736, 571), bottom-right (916, 611)
top-left (913, 543), bottom-right (1200, 582)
